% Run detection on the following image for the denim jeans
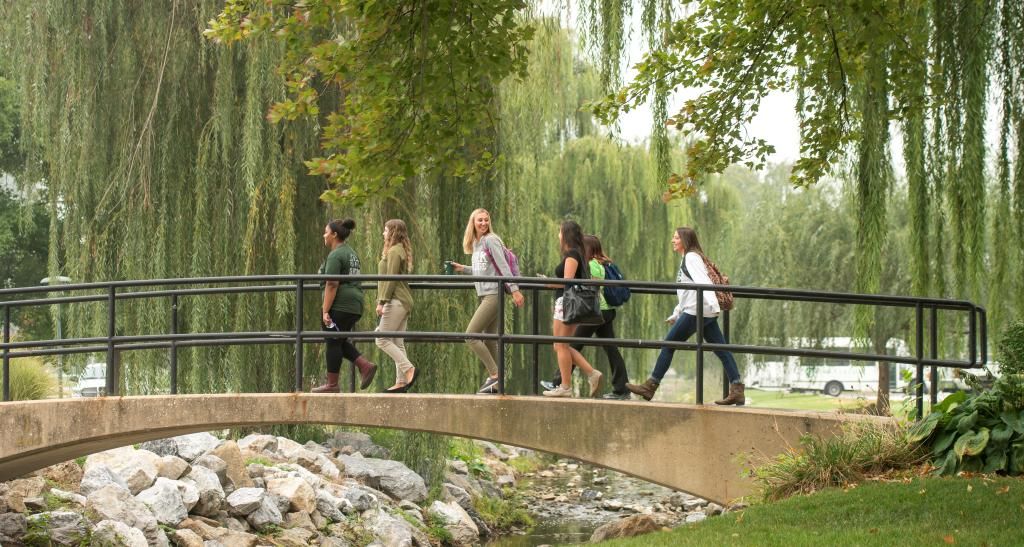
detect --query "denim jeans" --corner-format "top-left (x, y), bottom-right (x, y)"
top-left (650, 313), bottom-right (740, 384)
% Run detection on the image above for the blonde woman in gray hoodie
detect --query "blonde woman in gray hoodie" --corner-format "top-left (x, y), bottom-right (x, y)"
top-left (449, 208), bottom-right (525, 394)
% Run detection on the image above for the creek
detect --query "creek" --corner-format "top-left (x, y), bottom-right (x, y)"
top-left (488, 459), bottom-right (699, 546)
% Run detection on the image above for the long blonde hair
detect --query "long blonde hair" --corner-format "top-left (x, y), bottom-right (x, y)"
top-left (382, 219), bottom-right (413, 273)
top-left (462, 208), bottom-right (495, 254)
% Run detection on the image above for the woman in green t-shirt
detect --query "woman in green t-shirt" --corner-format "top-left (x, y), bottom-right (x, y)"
top-left (312, 218), bottom-right (377, 393)
top-left (374, 219), bottom-right (418, 393)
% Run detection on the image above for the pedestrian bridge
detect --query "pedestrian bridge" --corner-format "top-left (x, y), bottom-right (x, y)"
top-left (0, 393), bottom-right (882, 504)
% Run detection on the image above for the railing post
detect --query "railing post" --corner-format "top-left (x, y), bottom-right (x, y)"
top-left (170, 294), bottom-right (179, 395)
top-left (722, 310), bottom-right (730, 399)
top-left (979, 307), bottom-right (987, 364)
top-left (531, 287), bottom-right (540, 395)
top-left (106, 286), bottom-right (118, 396)
top-left (968, 306), bottom-right (977, 367)
top-left (929, 306), bottom-right (938, 406)
top-left (497, 286), bottom-right (506, 395)
top-left (695, 288), bottom-right (704, 405)
top-left (2, 305), bottom-right (9, 402)
top-left (295, 280), bottom-right (304, 393)
top-left (915, 303), bottom-right (924, 419)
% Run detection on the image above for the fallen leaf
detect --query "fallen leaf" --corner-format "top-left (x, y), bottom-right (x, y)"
top-left (919, 489), bottom-right (927, 495)
top-left (996, 486), bottom-right (1010, 495)
top-left (967, 484), bottom-right (973, 492)
top-left (944, 535), bottom-right (955, 544)
top-left (869, 528), bottom-right (879, 534)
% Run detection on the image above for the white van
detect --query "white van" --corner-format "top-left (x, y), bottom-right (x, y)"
top-left (744, 337), bottom-right (914, 396)
top-left (73, 363), bottom-right (107, 397)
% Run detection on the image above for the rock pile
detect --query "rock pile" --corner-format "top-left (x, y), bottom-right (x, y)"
top-left (0, 431), bottom-right (511, 546)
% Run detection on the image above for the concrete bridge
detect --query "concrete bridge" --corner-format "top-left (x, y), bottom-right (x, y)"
top-left (0, 394), bottom-right (884, 503)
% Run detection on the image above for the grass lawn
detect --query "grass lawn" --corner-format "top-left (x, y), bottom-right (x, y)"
top-left (744, 388), bottom-right (870, 412)
top-left (601, 476), bottom-right (1024, 546)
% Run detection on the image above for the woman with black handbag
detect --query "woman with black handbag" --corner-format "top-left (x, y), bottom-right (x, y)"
top-left (542, 220), bottom-right (604, 398)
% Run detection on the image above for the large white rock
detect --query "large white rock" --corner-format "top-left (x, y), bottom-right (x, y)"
top-left (155, 455), bottom-right (190, 480)
top-left (209, 440), bottom-right (254, 491)
top-left (172, 479), bottom-right (200, 511)
top-left (173, 433), bottom-right (222, 462)
top-left (86, 484), bottom-right (168, 546)
top-left (192, 454), bottom-right (228, 487)
top-left (92, 519), bottom-right (149, 547)
top-left (136, 477), bottom-right (187, 526)
top-left (84, 447), bottom-right (160, 495)
top-left (337, 455), bottom-right (427, 503)
top-left (246, 495), bottom-right (284, 531)
top-left (362, 507), bottom-right (431, 547)
top-left (429, 500), bottom-right (480, 546)
top-left (182, 465), bottom-right (225, 517)
top-left (0, 513), bottom-right (27, 545)
top-left (266, 476), bottom-right (316, 514)
top-left (79, 464), bottom-right (130, 496)
top-left (26, 511), bottom-right (90, 546)
top-left (226, 487), bottom-right (265, 517)
top-left (236, 434), bottom-right (278, 455)
top-left (48, 488), bottom-right (87, 506)
top-left (314, 490), bottom-right (351, 522)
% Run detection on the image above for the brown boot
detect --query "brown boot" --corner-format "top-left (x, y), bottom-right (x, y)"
top-left (715, 383), bottom-right (745, 406)
top-left (626, 379), bottom-right (659, 401)
top-left (312, 372), bottom-right (340, 393)
top-left (353, 356), bottom-right (377, 390)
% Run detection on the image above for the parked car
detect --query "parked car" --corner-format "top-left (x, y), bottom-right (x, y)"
top-left (73, 362), bottom-right (107, 397)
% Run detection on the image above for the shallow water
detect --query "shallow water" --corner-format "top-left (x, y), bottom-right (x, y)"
top-left (487, 460), bottom-right (691, 546)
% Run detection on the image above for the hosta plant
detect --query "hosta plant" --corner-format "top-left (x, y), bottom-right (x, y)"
top-left (909, 320), bottom-right (1024, 475)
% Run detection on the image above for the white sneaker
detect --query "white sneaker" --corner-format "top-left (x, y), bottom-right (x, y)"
top-left (588, 370), bottom-right (604, 397)
top-left (542, 385), bottom-right (572, 397)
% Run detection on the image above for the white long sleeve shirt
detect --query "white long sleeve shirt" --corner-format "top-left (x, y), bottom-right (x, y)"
top-left (669, 252), bottom-right (721, 321)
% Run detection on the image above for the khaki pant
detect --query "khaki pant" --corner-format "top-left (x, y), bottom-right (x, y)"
top-left (465, 294), bottom-right (500, 376)
top-left (375, 300), bottom-right (413, 377)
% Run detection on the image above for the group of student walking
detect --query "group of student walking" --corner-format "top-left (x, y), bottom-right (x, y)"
top-left (311, 209), bottom-right (745, 406)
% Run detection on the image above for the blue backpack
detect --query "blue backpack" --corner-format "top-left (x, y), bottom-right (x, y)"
top-left (602, 262), bottom-right (631, 306)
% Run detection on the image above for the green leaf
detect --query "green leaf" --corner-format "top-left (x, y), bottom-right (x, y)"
top-left (1001, 409), bottom-right (1024, 435)
top-left (935, 450), bottom-right (958, 476)
top-left (934, 390), bottom-right (967, 413)
top-left (907, 411), bottom-right (941, 442)
top-left (957, 410), bottom-right (979, 434)
top-left (991, 423), bottom-right (1014, 444)
top-left (932, 430), bottom-right (957, 457)
top-left (1011, 443), bottom-right (1024, 474)
top-left (983, 450), bottom-right (1007, 473)
top-left (953, 428), bottom-right (990, 460)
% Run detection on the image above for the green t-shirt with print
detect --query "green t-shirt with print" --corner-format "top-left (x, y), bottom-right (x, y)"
top-left (320, 244), bottom-right (364, 315)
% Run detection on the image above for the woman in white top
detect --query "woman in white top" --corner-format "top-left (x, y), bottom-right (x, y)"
top-left (626, 227), bottom-right (744, 405)
top-left (449, 208), bottom-right (525, 394)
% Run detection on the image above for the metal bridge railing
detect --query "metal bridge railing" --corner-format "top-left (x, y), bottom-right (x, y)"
top-left (1, 274), bottom-right (987, 417)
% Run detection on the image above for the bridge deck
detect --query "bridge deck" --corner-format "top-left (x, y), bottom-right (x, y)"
top-left (0, 394), bottom-right (889, 503)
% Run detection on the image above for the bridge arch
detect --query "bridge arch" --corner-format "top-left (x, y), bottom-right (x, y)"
top-left (0, 394), bottom-right (880, 503)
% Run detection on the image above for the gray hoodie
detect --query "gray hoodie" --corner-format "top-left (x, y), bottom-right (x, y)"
top-left (467, 234), bottom-right (520, 296)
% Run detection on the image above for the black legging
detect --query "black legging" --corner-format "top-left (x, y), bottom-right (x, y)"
top-left (324, 310), bottom-right (362, 374)
top-left (551, 309), bottom-right (630, 394)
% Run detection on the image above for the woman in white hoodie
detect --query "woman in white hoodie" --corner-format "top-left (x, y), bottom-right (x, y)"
top-left (625, 227), bottom-right (744, 405)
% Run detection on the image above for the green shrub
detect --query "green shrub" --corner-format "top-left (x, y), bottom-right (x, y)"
top-left (998, 319), bottom-right (1024, 375)
top-left (472, 491), bottom-right (534, 532)
top-left (8, 357), bottom-right (57, 400)
top-left (753, 420), bottom-right (927, 501)
top-left (907, 320), bottom-right (1024, 476)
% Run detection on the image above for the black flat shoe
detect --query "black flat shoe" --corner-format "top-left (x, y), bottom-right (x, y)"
top-left (404, 368), bottom-right (419, 392)
top-left (384, 383), bottom-right (407, 394)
